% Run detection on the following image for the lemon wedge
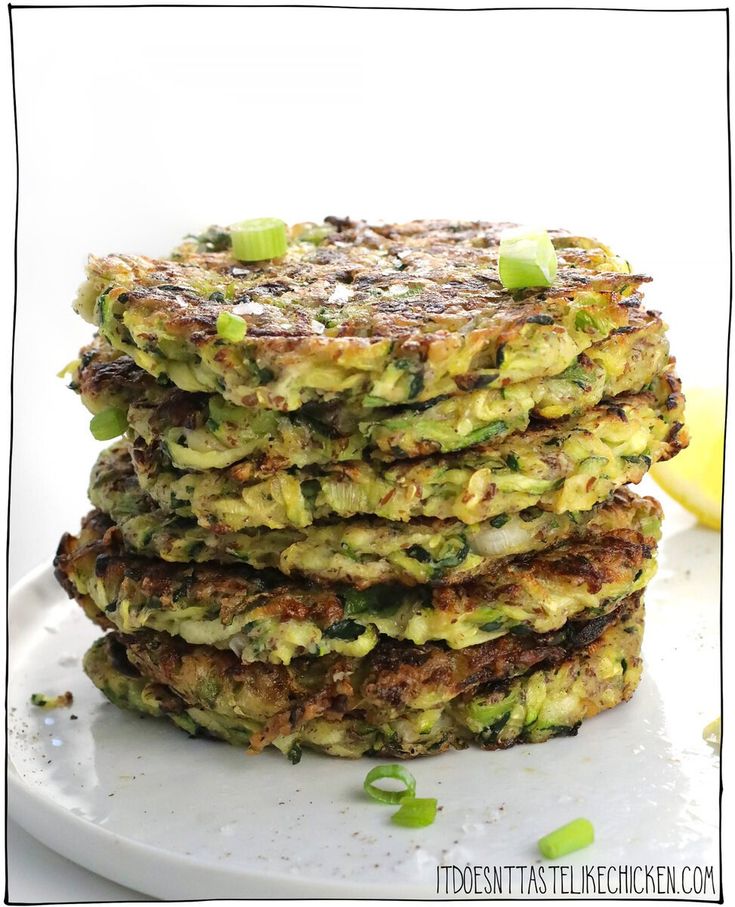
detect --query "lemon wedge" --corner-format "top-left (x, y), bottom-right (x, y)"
top-left (703, 717), bottom-right (721, 752)
top-left (650, 387), bottom-right (724, 530)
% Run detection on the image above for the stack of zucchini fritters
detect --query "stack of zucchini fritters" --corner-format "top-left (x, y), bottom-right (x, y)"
top-left (55, 218), bottom-right (687, 761)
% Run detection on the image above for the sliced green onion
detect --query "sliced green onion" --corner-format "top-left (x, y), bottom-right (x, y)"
top-left (31, 691), bottom-right (73, 709)
top-left (538, 818), bottom-right (594, 859)
top-left (231, 217), bottom-right (287, 261)
top-left (89, 407), bottom-right (128, 441)
top-left (363, 764), bottom-right (416, 805)
top-left (391, 797), bottom-right (437, 828)
top-left (216, 311), bottom-right (247, 342)
top-left (498, 227), bottom-right (558, 290)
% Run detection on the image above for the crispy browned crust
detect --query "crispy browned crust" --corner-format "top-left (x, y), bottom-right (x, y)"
top-left (103, 595), bottom-right (637, 752)
top-left (87, 219), bottom-right (649, 343)
top-left (97, 267), bottom-right (645, 343)
top-left (55, 486), bottom-right (657, 632)
top-left (356, 602), bottom-right (628, 716)
top-left (122, 364), bottom-right (685, 534)
top-left (54, 509), bottom-right (346, 629)
top-left (74, 302), bottom-right (667, 439)
top-left (433, 524), bottom-right (654, 611)
top-left (75, 219), bottom-right (657, 414)
top-left (653, 367), bottom-right (689, 462)
top-left (74, 338), bottom-right (219, 439)
top-left (73, 340), bottom-right (159, 404)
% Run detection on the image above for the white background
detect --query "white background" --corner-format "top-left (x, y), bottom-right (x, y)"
top-left (3, 3), bottom-right (731, 901)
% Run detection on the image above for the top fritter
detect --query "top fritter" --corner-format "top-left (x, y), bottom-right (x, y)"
top-left (74, 219), bottom-right (649, 412)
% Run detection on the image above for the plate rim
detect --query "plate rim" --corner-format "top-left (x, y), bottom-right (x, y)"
top-left (7, 563), bottom-right (430, 899)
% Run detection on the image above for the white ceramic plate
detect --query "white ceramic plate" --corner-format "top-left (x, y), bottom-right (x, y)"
top-left (8, 491), bottom-right (721, 899)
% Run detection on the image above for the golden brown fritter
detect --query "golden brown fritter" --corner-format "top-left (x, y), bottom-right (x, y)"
top-left (70, 304), bottom-right (670, 470)
top-left (55, 490), bottom-right (658, 662)
top-left (74, 219), bottom-right (648, 410)
top-left (82, 594), bottom-right (644, 758)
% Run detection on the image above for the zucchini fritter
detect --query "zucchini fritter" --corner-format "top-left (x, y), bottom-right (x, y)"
top-left (127, 367), bottom-right (686, 530)
top-left (55, 494), bottom-right (658, 662)
top-left (451, 597), bottom-right (643, 750)
top-left (63, 219), bottom-right (668, 763)
top-left (72, 306), bottom-right (669, 470)
top-left (73, 219), bottom-right (648, 411)
top-left (82, 595), bottom-right (643, 759)
top-left (87, 441), bottom-right (662, 587)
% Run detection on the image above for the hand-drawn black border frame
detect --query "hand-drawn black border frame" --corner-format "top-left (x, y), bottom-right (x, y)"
top-left (5, 5), bottom-right (730, 903)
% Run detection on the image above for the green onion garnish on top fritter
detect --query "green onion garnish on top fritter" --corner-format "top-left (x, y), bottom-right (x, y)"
top-left (499, 227), bottom-right (558, 289)
top-left (216, 311), bottom-right (247, 343)
top-left (230, 217), bottom-right (287, 261)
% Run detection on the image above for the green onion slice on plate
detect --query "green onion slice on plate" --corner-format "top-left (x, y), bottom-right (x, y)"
top-left (231, 218), bottom-right (288, 261)
top-left (498, 227), bottom-right (558, 290)
top-left (216, 311), bottom-right (247, 342)
top-left (89, 407), bottom-right (128, 441)
top-left (538, 818), bottom-right (594, 859)
top-left (363, 764), bottom-right (417, 805)
top-left (391, 797), bottom-right (438, 828)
